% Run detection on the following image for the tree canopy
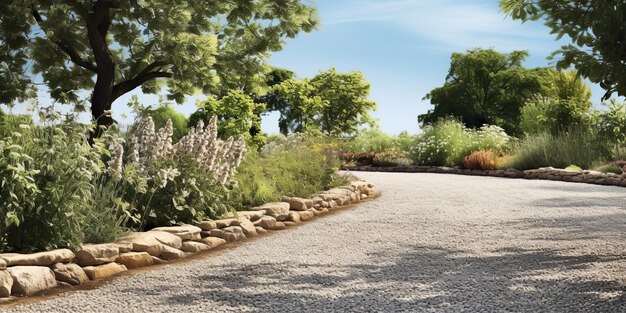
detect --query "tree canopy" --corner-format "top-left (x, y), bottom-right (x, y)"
top-left (0, 0), bottom-right (317, 133)
top-left (501, 0), bottom-right (626, 100)
top-left (271, 68), bottom-right (377, 137)
top-left (419, 48), bottom-right (545, 136)
top-left (189, 90), bottom-right (266, 147)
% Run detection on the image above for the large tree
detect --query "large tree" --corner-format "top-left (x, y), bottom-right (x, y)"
top-left (501, 0), bottom-right (626, 100)
top-left (271, 68), bottom-right (377, 137)
top-left (0, 1), bottom-right (317, 134)
top-left (419, 48), bottom-right (545, 136)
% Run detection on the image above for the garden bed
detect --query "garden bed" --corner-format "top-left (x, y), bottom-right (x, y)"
top-left (342, 165), bottom-right (626, 187)
top-left (0, 180), bottom-right (380, 302)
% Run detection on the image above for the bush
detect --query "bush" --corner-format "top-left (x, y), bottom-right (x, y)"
top-left (231, 134), bottom-right (348, 207)
top-left (412, 119), bottom-right (510, 166)
top-left (341, 152), bottom-right (376, 166)
top-left (122, 116), bottom-right (246, 228)
top-left (0, 111), bottom-right (125, 252)
top-left (504, 129), bottom-right (609, 170)
top-left (463, 150), bottom-right (497, 170)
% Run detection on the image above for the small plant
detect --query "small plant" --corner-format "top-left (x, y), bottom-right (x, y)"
top-left (412, 119), bottom-right (510, 167)
top-left (463, 150), bottom-right (497, 170)
top-left (504, 129), bottom-right (609, 170)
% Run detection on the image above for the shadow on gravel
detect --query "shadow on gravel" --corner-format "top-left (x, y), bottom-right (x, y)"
top-left (505, 213), bottom-right (626, 242)
top-left (529, 196), bottom-right (626, 209)
top-left (122, 245), bottom-right (626, 312)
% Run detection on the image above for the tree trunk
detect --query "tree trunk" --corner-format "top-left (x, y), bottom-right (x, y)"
top-left (90, 70), bottom-right (115, 140)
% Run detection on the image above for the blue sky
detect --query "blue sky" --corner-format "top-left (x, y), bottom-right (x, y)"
top-left (3, 0), bottom-right (612, 134)
top-left (265, 0), bottom-right (609, 134)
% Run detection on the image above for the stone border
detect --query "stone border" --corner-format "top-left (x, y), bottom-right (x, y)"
top-left (342, 165), bottom-right (626, 187)
top-left (0, 180), bottom-right (381, 302)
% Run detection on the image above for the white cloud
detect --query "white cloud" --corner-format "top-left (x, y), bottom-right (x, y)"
top-left (322, 0), bottom-right (554, 52)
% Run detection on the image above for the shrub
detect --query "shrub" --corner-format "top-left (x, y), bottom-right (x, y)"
top-left (412, 119), bottom-right (510, 166)
top-left (123, 116), bottom-right (246, 228)
top-left (341, 152), bottom-right (376, 166)
top-left (504, 129), bottom-right (609, 170)
top-left (373, 150), bottom-right (412, 167)
top-left (231, 134), bottom-right (348, 207)
top-left (0, 111), bottom-right (124, 252)
top-left (463, 150), bottom-right (497, 170)
top-left (597, 100), bottom-right (626, 160)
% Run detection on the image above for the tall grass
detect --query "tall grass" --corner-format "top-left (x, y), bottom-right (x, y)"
top-left (504, 129), bottom-right (609, 170)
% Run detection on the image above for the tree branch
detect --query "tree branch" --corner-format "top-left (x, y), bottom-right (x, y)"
top-left (31, 7), bottom-right (97, 73)
top-left (112, 70), bottom-right (172, 100)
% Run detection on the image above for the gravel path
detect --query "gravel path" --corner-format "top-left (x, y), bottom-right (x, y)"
top-left (6, 172), bottom-right (626, 312)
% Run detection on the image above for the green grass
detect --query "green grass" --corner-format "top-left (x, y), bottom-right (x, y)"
top-left (504, 130), bottom-right (609, 170)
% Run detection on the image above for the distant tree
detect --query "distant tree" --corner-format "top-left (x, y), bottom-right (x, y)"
top-left (272, 68), bottom-right (377, 136)
top-left (0, 1), bottom-right (317, 135)
top-left (189, 90), bottom-right (266, 147)
top-left (419, 48), bottom-right (544, 136)
top-left (142, 104), bottom-right (188, 142)
top-left (501, 0), bottom-right (626, 100)
top-left (520, 69), bottom-right (594, 135)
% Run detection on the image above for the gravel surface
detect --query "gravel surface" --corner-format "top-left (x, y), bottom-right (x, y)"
top-left (6, 172), bottom-right (626, 312)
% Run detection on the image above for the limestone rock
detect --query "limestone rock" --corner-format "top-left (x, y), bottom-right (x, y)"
top-left (0, 249), bottom-right (75, 267)
top-left (83, 263), bottom-right (127, 280)
top-left (255, 226), bottom-right (268, 235)
top-left (235, 218), bottom-right (258, 237)
top-left (150, 225), bottom-right (201, 241)
top-left (319, 208), bottom-right (330, 214)
top-left (113, 241), bottom-right (133, 253)
top-left (237, 210), bottom-right (265, 221)
top-left (8, 266), bottom-right (57, 296)
top-left (283, 221), bottom-right (297, 227)
top-left (281, 197), bottom-right (313, 211)
top-left (151, 256), bottom-right (168, 265)
top-left (309, 208), bottom-right (321, 216)
top-left (0, 258), bottom-right (6, 270)
top-left (287, 212), bottom-right (301, 224)
top-left (195, 237), bottom-right (227, 249)
top-left (250, 202), bottom-right (290, 217)
top-left (180, 241), bottom-right (210, 253)
top-left (253, 216), bottom-right (277, 230)
top-left (160, 245), bottom-right (185, 261)
top-left (215, 219), bottom-right (238, 228)
top-left (273, 222), bottom-right (287, 230)
top-left (75, 244), bottom-right (119, 266)
top-left (116, 252), bottom-right (153, 269)
top-left (119, 233), bottom-right (164, 257)
top-left (0, 271), bottom-right (13, 297)
top-left (149, 231), bottom-right (183, 249)
top-left (51, 263), bottom-right (88, 285)
top-left (298, 210), bottom-right (314, 221)
top-left (196, 220), bottom-right (218, 231)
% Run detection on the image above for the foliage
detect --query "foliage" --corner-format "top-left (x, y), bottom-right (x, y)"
top-left (189, 90), bottom-right (267, 147)
top-left (564, 165), bottom-right (583, 172)
top-left (412, 119), bottom-right (511, 167)
top-left (272, 68), bottom-right (377, 136)
top-left (593, 164), bottom-right (623, 175)
top-left (1, 1), bottom-right (317, 129)
top-left (463, 150), bottom-right (497, 170)
top-left (231, 134), bottom-right (346, 207)
top-left (344, 129), bottom-right (417, 154)
top-left (501, 0), bottom-right (626, 100)
top-left (0, 110), bottom-right (123, 252)
top-left (419, 48), bottom-right (545, 136)
top-left (372, 150), bottom-right (412, 167)
top-left (520, 70), bottom-right (595, 135)
top-left (123, 116), bottom-right (246, 228)
top-left (597, 100), bottom-right (626, 160)
top-left (141, 103), bottom-right (188, 142)
top-left (504, 129), bottom-right (609, 170)
top-left (341, 152), bottom-right (377, 167)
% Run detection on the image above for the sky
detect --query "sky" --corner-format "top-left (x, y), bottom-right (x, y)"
top-left (3, 0), bottom-right (613, 134)
top-left (264, 0), bottom-right (610, 135)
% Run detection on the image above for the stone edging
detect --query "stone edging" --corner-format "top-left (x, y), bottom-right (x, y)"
top-left (0, 180), bottom-right (381, 302)
top-left (342, 165), bottom-right (626, 187)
